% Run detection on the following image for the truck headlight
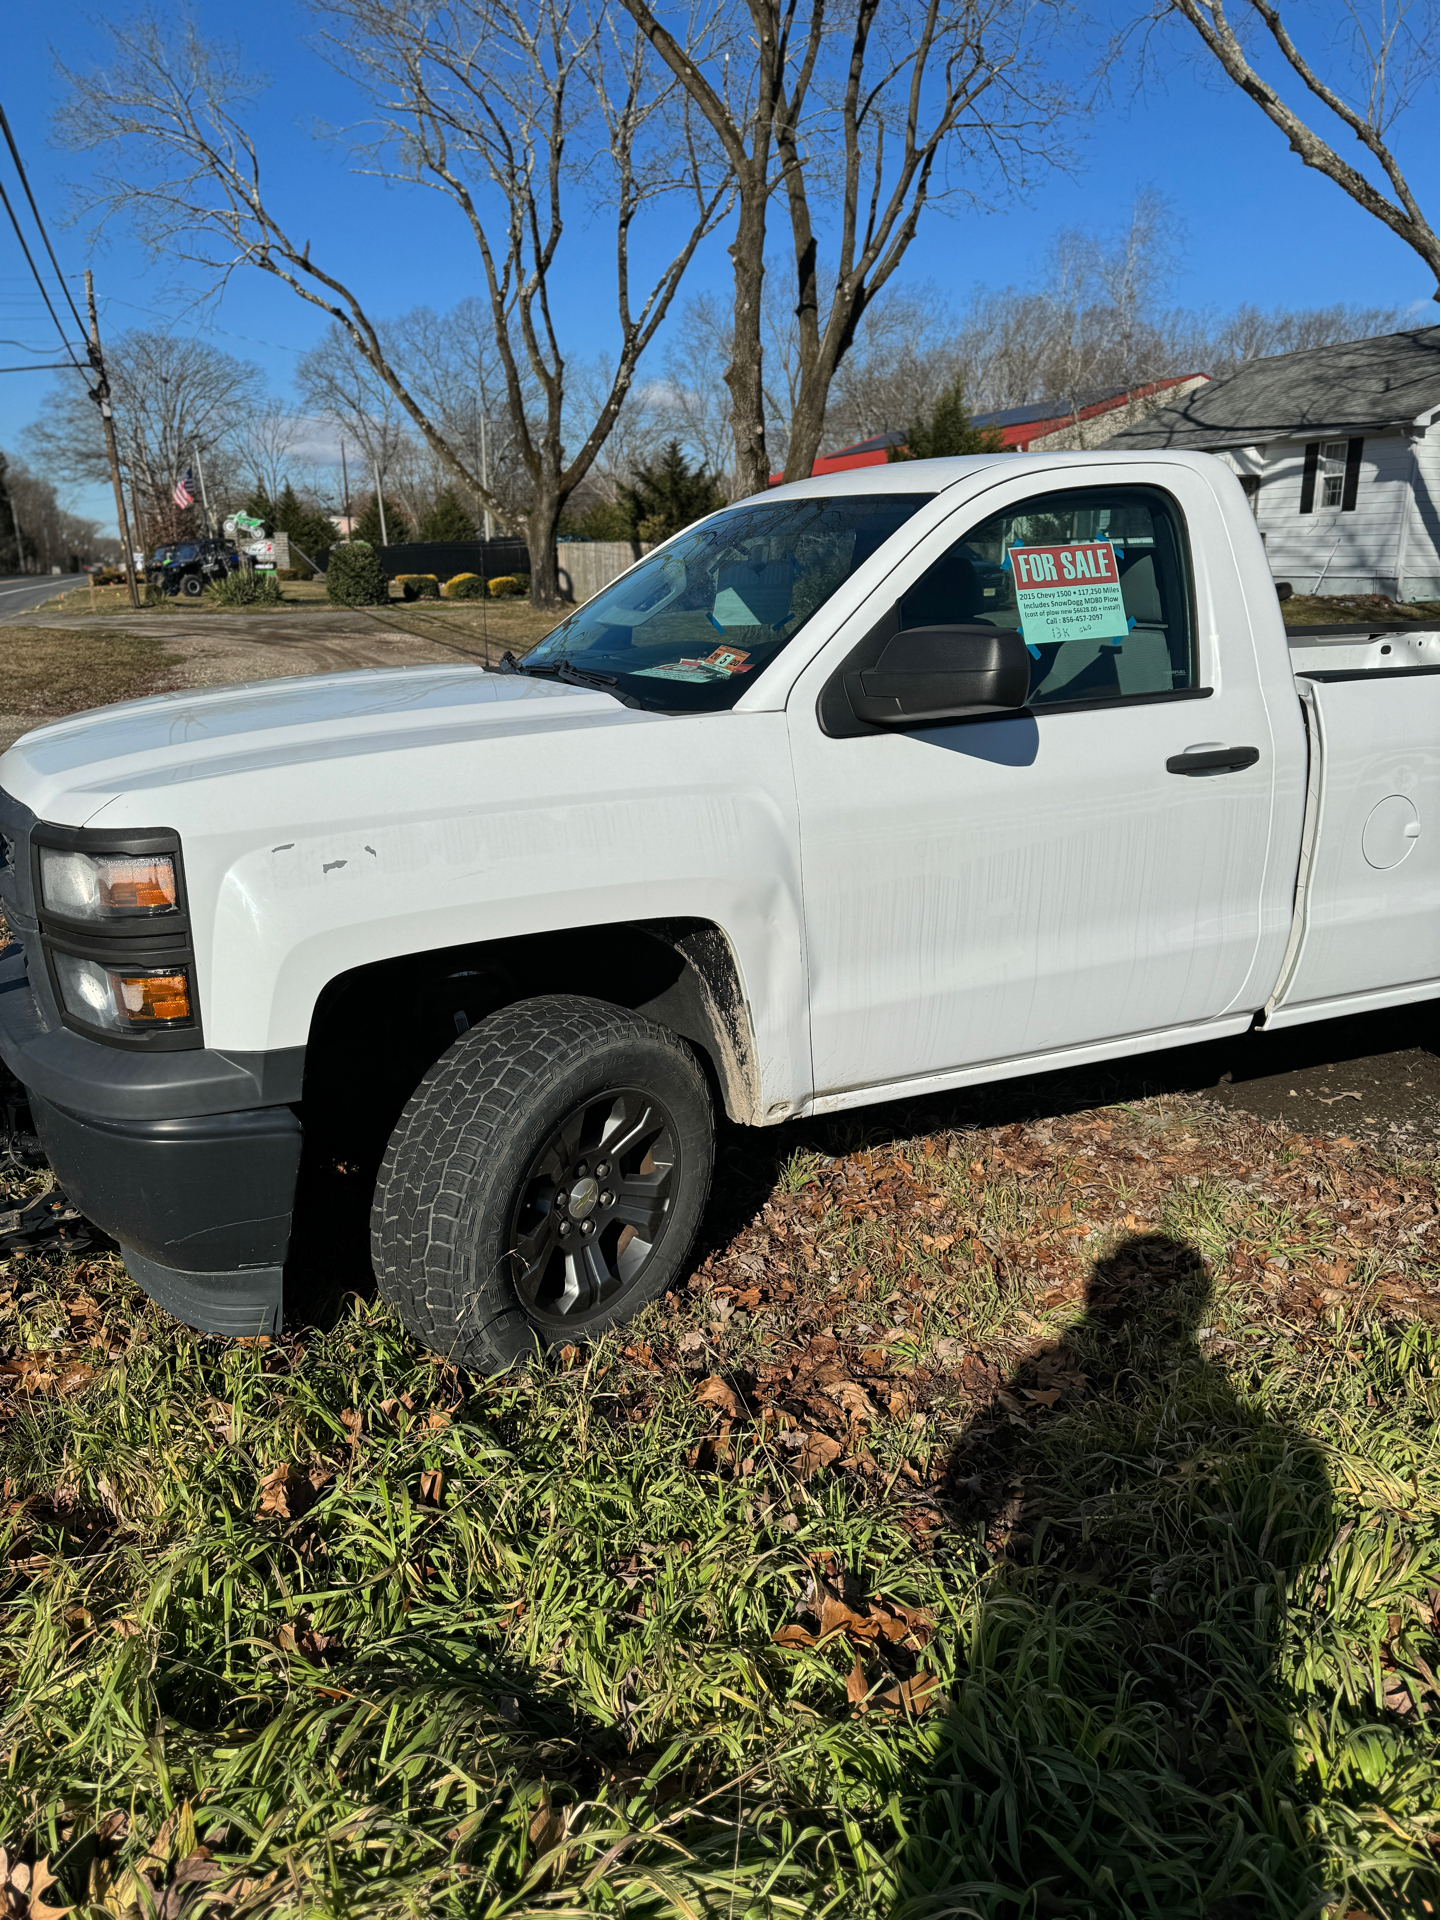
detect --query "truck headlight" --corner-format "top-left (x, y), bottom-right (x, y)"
top-left (32, 822), bottom-right (200, 1048)
top-left (52, 954), bottom-right (194, 1032)
top-left (39, 848), bottom-right (179, 920)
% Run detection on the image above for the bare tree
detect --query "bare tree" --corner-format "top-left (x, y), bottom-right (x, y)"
top-left (1206, 299), bottom-right (1415, 360)
top-left (622, 0), bottom-right (1073, 492)
top-left (295, 321), bottom-right (417, 513)
top-left (821, 282), bottom-right (963, 448)
top-left (231, 402), bottom-right (306, 505)
top-left (828, 196), bottom-right (1418, 447)
top-left (23, 327), bottom-right (264, 544)
top-left (1127, 0), bottom-right (1437, 281)
top-left (57, 4), bottom-right (732, 604)
top-left (659, 294), bottom-right (744, 493)
top-left (1, 450), bottom-right (103, 572)
top-left (616, 0), bottom-right (825, 498)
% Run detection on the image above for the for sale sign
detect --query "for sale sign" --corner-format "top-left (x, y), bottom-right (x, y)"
top-left (1008, 542), bottom-right (1128, 651)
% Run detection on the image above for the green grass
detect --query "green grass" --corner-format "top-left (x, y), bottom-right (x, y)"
top-left (0, 1102), bottom-right (1435, 1918)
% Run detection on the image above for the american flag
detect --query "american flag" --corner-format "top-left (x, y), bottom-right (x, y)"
top-left (172, 467), bottom-right (195, 509)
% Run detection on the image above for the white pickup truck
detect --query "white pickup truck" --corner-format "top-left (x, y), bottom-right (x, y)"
top-left (1, 451), bottom-right (1436, 1363)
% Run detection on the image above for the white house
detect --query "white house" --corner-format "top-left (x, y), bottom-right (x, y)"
top-left (1106, 327), bottom-right (1439, 603)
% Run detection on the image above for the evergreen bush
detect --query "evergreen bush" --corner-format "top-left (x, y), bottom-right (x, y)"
top-left (326, 542), bottom-right (389, 606)
top-left (620, 441), bottom-right (726, 543)
top-left (888, 379), bottom-right (1004, 460)
top-left (417, 489), bottom-right (477, 542)
top-left (442, 572), bottom-right (487, 599)
top-left (486, 574), bottom-right (527, 598)
top-left (206, 568), bottom-right (283, 608)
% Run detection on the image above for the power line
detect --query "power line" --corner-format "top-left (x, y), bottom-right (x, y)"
top-left (0, 100), bottom-right (89, 340)
top-left (0, 123), bottom-right (87, 374)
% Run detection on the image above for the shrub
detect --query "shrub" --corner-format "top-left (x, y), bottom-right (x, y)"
top-left (487, 574), bottom-right (529, 598)
top-left (275, 565), bottom-right (317, 583)
top-left (442, 572), bottom-right (487, 600)
top-left (206, 568), bottom-right (283, 608)
top-left (326, 542), bottom-right (389, 607)
top-left (396, 574), bottom-right (441, 601)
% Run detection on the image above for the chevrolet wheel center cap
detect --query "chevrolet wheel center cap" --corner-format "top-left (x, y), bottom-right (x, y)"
top-left (567, 1176), bottom-right (600, 1220)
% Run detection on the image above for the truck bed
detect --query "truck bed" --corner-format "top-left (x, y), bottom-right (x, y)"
top-left (1287, 623), bottom-right (1439, 678)
top-left (1267, 637), bottom-right (1439, 1029)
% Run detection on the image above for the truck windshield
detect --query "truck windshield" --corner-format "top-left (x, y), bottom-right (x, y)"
top-left (524, 493), bottom-right (932, 712)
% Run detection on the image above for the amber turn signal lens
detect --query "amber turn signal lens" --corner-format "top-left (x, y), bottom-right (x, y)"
top-left (40, 848), bottom-right (179, 921)
top-left (114, 970), bottom-right (192, 1023)
top-left (103, 858), bottom-right (178, 913)
top-left (53, 954), bottom-right (196, 1035)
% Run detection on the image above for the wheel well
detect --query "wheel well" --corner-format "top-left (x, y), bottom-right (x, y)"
top-left (303, 918), bottom-right (759, 1133)
top-left (286, 920), bottom-right (756, 1312)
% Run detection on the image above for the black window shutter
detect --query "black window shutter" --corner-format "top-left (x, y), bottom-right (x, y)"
top-left (1341, 437), bottom-right (1364, 510)
top-left (1300, 441), bottom-right (1319, 513)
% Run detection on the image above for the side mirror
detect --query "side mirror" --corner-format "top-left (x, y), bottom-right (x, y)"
top-left (844, 624), bottom-right (1032, 727)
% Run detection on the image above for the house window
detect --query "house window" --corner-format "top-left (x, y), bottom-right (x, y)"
top-left (1320, 440), bottom-right (1348, 508)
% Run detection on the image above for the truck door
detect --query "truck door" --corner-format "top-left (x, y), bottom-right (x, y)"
top-left (785, 466), bottom-right (1278, 1101)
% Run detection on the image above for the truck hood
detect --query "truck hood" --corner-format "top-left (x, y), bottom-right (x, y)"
top-left (0, 665), bottom-right (651, 825)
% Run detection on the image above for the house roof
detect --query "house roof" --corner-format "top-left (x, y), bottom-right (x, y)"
top-left (971, 395), bottom-right (1119, 430)
top-left (1105, 326), bottom-right (1440, 449)
top-left (787, 377), bottom-right (1210, 481)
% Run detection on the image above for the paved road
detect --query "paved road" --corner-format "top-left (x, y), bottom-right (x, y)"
top-left (0, 575), bottom-right (72, 622)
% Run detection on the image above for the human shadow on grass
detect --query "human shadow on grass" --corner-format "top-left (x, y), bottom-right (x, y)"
top-left (896, 1235), bottom-right (1336, 1920)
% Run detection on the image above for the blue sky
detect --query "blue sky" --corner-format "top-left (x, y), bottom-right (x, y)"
top-left (1, 0), bottom-right (1435, 536)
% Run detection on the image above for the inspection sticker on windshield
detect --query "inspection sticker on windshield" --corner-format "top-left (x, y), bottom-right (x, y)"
top-left (1008, 542), bottom-right (1128, 650)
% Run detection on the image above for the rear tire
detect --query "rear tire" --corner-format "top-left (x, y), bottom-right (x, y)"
top-left (371, 994), bottom-right (713, 1371)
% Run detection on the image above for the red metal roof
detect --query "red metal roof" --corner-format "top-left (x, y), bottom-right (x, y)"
top-left (770, 376), bottom-right (1210, 481)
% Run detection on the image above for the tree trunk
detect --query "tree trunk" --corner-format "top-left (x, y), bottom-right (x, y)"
top-left (526, 493), bottom-right (566, 610)
top-left (724, 178), bottom-right (772, 499)
top-left (782, 361), bottom-right (834, 484)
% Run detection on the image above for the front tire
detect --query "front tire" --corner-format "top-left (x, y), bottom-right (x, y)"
top-left (371, 995), bottom-right (713, 1370)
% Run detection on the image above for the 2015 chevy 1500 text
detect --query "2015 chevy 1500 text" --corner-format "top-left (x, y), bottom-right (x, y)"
top-left (1, 451), bottom-right (1436, 1365)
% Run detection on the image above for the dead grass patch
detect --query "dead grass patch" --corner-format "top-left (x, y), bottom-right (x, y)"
top-left (0, 626), bottom-right (184, 721)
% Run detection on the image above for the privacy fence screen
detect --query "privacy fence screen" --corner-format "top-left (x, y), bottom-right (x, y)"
top-left (376, 540), bottom-right (531, 581)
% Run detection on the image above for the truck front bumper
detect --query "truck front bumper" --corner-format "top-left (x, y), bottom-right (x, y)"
top-left (0, 942), bottom-right (302, 1336)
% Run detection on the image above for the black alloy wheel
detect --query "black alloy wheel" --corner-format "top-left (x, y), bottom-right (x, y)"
top-left (509, 1086), bottom-right (678, 1327)
top-left (181, 573), bottom-right (205, 596)
top-left (371, 995), bottom-right (714, 1371)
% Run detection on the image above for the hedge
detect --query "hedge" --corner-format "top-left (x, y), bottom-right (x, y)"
top-left (395, 574), bottom-right (441, 601)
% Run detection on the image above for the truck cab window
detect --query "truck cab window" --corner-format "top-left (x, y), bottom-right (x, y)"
top-left (899, 485), bottom-right (1196, 706)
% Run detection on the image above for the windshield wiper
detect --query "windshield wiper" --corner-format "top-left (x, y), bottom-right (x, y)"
top-left (496, 650), bottom-right (642, 709)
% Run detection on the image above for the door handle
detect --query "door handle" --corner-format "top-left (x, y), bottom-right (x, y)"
top-left (1166, 744), bottom-right (1261, 776)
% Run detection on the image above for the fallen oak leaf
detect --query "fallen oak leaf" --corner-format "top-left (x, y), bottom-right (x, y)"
top-left (797, 1433), bottom-right (842, 1480)
top-left (826, 1380), bottom-right (879, 1421)
top-left (771, 1623), bottom-right (815, 1647)
top-left (418, 1469), bottom-right (445, 1505)
top-left (878, 1669), bottom-right (941, 1715)
top-left (694, 1375), bottom-right (743, 1420)
top-left (819, 1594), bottom-right (883, 1641)
top-left (255, 1464), bottom-right (299, 1520)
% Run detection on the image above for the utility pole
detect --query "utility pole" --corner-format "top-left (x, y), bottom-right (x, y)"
top-left (83, 269), bottom-right (141, 609)
top-left (339, 441), bottom-right (350, 534)
top-left (372, 457), bottom-right (389, 547)
top-left (479, 411), bottom-right (493, 543)
top-left (192, 441), bottom-right (213, 535)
